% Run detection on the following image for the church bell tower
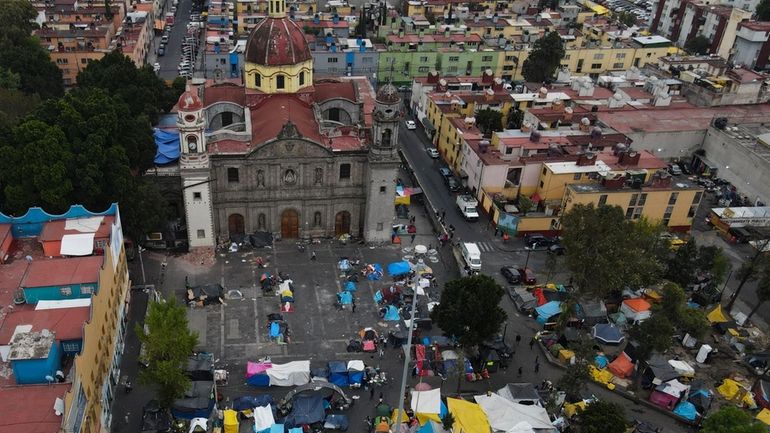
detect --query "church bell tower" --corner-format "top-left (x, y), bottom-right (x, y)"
top-left (363, 83), bottom-right (403, 242)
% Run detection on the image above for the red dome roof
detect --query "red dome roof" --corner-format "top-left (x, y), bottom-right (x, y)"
top-left (177, 90), bottom-right (203, 111)
top-left (245, 17), bottom-right (312, 66)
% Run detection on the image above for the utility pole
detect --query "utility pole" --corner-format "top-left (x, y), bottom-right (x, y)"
top-left (726, 238), bottom-right (770, 310)
top-left (393, 283), bottom-right (420, 433)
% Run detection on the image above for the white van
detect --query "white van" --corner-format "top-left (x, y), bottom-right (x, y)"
top-left (461, 242), bottom-right (482, 272)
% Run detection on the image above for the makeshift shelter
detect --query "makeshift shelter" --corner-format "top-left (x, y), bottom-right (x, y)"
top-left (607, 352), bottom-right (633, 378)
top-left (323, 414), bottom-right (349, 430)
top-left (171, 381), bottom-right (214, 420)
top-left (383, 305), bottom-right (401, 321)
top-left (580, 301), bottom-right (608, 325)
top-left (188, 418), bottom-right (208, 433)
top-left (757, 409), bottom-right (770, 426)
top-left (439, 350), bottom-right (459, 375)
top-left (284, 395), bottom-right (325, 427)
top-left (497, 383), bottom-right (542, 406)
top-left (673, 401), bottom-right (698, 421)
top-left (668, 360), bottom-right (695, 378)
top-left (475, 393), bottom-right (556, 432)
top-left (365, 264), bottom-right (384, 281)
top-left (754, 379), bottom-right (770, 409)
top-left (232, 395), bottom-right (273, 412)
top-left (510, 288), bottom-right (537, 313)
top-left (347, 360), bottom-right (365, 386)
top-left (418, 420), bottom-right (449, 433)
top-left (717, 378), bottom-right (756, 408)
top-left (595, 355), bottom-right (609, 369)
top-left (620, 298), bottom-right (651, 323)
top-left (186, 353), bottom-right (214, 381)
top-left (707, 305), bottom-right (729, 323)
top-left (588, 366), bottom-right (614, 385)
top-left (387, 261), bottom-right (411, 277)
top-left (247, 361), bottom-right (310, 387)
top-left (411, 388), bottom-right (443, 424)
top-left (535, 301), bottom-right (561, 325)
top-left (650, 380), bottom-right (689, 410)
top-left (644, 356), bottom-right (680, 386)
top-left (344, 281), bottom-right (357, 292)
top-left (253, 405), bottom-right (275, 432)
top-left (688, 388), bottom-right (713, 414)
top-left (338, 291), bottom-right (353, 305)
top-left (328, 361), bottom-right (349, 387)
top-left (446, 398), bottom-right (491, 433)
top-left (187, 284), bottom-right (224, 306)
top-left (592, 324), bottom-right (625, 345)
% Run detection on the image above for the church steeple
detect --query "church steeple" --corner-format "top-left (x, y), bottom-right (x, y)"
top-left (268, 0), bottom-right (286, 18)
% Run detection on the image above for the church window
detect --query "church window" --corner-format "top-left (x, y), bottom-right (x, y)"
top-left (299, 71), bottom-right (305, 86)
top-left (255, 73), bottom-right (261, 87)
top-left (381, 128), bottom-right (392, 147)
top-left (380, 186), bottom-right (387, 194)
top-left (197, 230), bottom-right (205, 238)
top-left (313, 211), bottom-right (322, 227)
top-left (339, 163), bottom-right (351, 180)
top-left (221, 112), bottom-right (233, 127)
top-left (193, 192), bottom-right (202, 200)
top-left (276, 74), bottom-right (285, 89)
top-left (328, 108), bottom-right (340, 122)
top-left (227, 167), bottom-right (240, 183)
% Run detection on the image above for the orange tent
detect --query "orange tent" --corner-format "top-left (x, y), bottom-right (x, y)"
top-left (607, 352), bottom-right (633, 378)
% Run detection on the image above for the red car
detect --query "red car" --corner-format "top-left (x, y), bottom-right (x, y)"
top-left (517, 267), bottom-right (537, 285)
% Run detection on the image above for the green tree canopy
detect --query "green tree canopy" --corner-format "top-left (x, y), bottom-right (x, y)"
top-left (475, 108), bottom-right (503, 134)
top-left (702, 406), bottom-right (767, 433)
top-left (579, 401), bottom-right (628, 433)
top-left (561, 204), bottom-right (664, 298)
top-left (747, 256), bottom-right (770, 320)
top-left (657, 283), bottom-right (708, 338)
top-left (521, 31), bottom-right (565, 83)
top-left (629, 311), bottom-right (674, 363)
top-left (137, 299), bottom-right (199, 407)
top-left (666, 239), bottom-right (698, 287)
top-left (507, 109), bottom-right (524, 129)
top-left (616, 11), bottom-right (637, 27)
top-left (685, 35), bottom-right (712, 55)
top-left (697, 245), bottom-right (731, 285)
top-left (430, 275), bottom-right (507, 349)
top-left (757, 0), bottom-right (770, 21)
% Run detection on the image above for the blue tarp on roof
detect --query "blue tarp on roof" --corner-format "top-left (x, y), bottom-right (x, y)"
top-left (284, 395), bottom-right (326, 427)
top-left (154, 128), bottom-right (180, 165)
top-left (384, 305), bottom-right (400, 321)
top-left (536, 301), bottom-right (562, 324)
top-left (387, 261), bottom-right (411, 277)
top-left (673, 401), bottom-right (697, 421)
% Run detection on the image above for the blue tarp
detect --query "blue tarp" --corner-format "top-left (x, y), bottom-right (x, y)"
top-left (374, 291), bottom-right (384, 303)
top-left (338, 291), bottom-right (353, 305)
top-left (384, 305), bottom-right (400, 321)
top-left (153, 128), bottom-right (180, 165)
top-left (247, 373), bottom-right (270, 387)
top-left (673, 401), bottom-right (697, 421)
top-left (367, 264), bottom-right (383, 281)
top-left (595, 355), bottom-right (609, 368)
top-left (233, 395), bottom-right (273, 411)
top-left (270, 424), bottom-right (284, 433)
top-left (288, 429), bottom-right (303, 433)
top-left (345, 281), bottom-right (357, 292)
top-left (387, 261), bottom-right (411, 277)
top-left (339, 259), bottom-right (351, 271)
top-left (269, 322), bottom-right (281, 338)
top-left (348, 369), bottom-right (364, 385)
top-left (284, 395), bottom-right (325, 427)
top-left (328, 361), bottom-right (348, 387)
top-left (535, 301), bottom-right (561, 324)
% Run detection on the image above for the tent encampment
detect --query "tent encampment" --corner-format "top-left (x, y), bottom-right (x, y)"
top-left (446, 398), bottom-right (491, 433)
top-left (620, 298), bottom-right (651, 322)
top-left (171, 381), bottom-right (215, 420)
top-left (328, 361), bottom-right (348, 387)
top-left (387, 261), bottom-right (411, 277)
top-left (284, 395), bottom-right (325, 427)
top-left (673, 401), bottom-right (698, 421)
top-left (592, 323), bottom-right (625, 345)
top-left (707, 305), bottom-right (729, 323)
top-left (650, 380), bottom-right (689, 410)
top-left (384, 305), bottom-right (401, 321)
top-left (607, 352), bottom-right (633, 378)
top-left (580, 301), bottom-right (608, 326)
top-left (535, 301), bottom-right (561, 325)
top-left (252, 405), bottom-right (275, 432)
top-left (668, 359), bottom-right (695, 378)
top-left (411, 388), bottom-right (443, 424)
top-left (475, 393), bottom-right (556, 432)
top-left (497, 383), bottom-right (542, 406)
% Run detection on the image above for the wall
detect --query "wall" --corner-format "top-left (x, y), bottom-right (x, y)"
top-left (244, 60), bottom-right (313, 93)
top-left (11, 341), bottom-right (61, 384)
top-left (700, 127), bottom-right (770, 204)
top-left (312, 51), bottom-right (380, 77)
top-left (620, 130), bottom-right (706, 161)
top-left (23, 282), bottom-right (96, 304)
top-left (732, 36), bottom-right (764, 69)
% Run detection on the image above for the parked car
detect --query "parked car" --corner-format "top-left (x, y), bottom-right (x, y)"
top-left (548, 244), bottom-right (566, 255)
top-left (157, 47), bottom-right (165, 56)
top-left (446, 177), bottom-right (461, 192)
top-left (405, 120), bottom-right (416, 130)
top-left (527, 237), bottom-right (560, 250)
top-left (427, 148), bottom-right (439, 158)
top-left (517, 267), bottom-right (537, 285)
top-left (438, 167), bottom-right (452, 179)
top-left (161, 35), bottom-right (169, 44)
top-left (668, 164), bottom-right (682, 176)
top-left (523, 233), bottom-right (546, 246)
top-left (500, 267), bottom-right (522, 284)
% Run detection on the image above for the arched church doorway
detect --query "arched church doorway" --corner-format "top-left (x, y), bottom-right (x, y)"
top-left (334, 211), bottom-right (351, 236)
top-left (281, 209), bottom-right (300, 239)
top-left (228, 214), bottom-right (245, 236)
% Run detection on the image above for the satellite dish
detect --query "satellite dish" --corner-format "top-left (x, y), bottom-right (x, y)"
top-left (45, 375), bottom-right (55, 384)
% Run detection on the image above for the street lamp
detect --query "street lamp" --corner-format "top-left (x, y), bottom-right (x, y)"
top-left (138, 246), bottom-right (147, 286)
top-left (394, 282), bottom-right (420, 433)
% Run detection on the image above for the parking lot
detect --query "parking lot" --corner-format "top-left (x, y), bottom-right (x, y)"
top-left (601, 0), bottom-right (652, 23)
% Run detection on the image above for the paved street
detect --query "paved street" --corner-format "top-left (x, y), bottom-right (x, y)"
top-left (151, 0), bottom-right (197, 80)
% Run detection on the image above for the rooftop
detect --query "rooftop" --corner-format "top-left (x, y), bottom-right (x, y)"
top-left (38, 216), bottom-right (114, 242)
top-left (739, 21), bottom-right (770, 31)
top-left (386, 33), bottom-right (483, 44)
top-left (569, 177), bottom-right (700, 193)
top-left (21, 256), bottom-right (102, 289)
top-left (597, 104), bottom-right (770, 133)
top-left (597, 150), bottom-right (668, 170)
top-left (0, 383), bottom-right (69, 433)
top-left (546, 160), bottom-right (611, 174)
top-left (8, 330), bottom-right (55, 361)
top-left (0, 306), bottom-right (90, 345)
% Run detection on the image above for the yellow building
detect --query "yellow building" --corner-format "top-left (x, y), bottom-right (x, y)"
top-left (535, 158), bottom-right (613, 203)
top-left (560, 44), bottom-right (670, 75)
top-left (562, 177), bottom-right (704, 231)
top-left (495, 49), bottom-right (529, 81)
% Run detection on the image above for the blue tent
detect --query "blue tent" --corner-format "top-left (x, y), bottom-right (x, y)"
top-left (384, 305), bottom-right (401, 321)
top-left (592, 323), bottom-right (625, 345)
top-left (367, 264), bottom-right (383, 281)
top-left (233, 395), bottom-right (273, 411)
top-left (270, 322), bottom-right (281, 339)
top-left (270, 424), bottom-right (285, 433)
top-left (153, 129), bottom-right (180, 165)
top-left (284, 395), bottom-right (326, 427)
top-left (673, 401), bottom-right (698, 421)
top-left (328, 361), bottom-right (349, 387)
top-left (387, 261), bottom-right (411, 277)
top-left (338, 259), bottom-right (351, 272)
top-left (535, 301), bottom-right (562, 325)
top-left (345, 281), bottom-right (357, 292)
top-left (595, 355), bottom-right (609, 368)
top-left (247, 373), bottom-right (270, 387)
top-left (338, 291), bottom-right (353, 305)
top-left (373, 291), bottom-right (384, 303)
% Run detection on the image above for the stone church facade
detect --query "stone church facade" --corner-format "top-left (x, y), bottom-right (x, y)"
top-left (174, 0), bottom-right (401, 247)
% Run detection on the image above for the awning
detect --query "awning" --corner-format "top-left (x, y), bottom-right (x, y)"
top-left (420, 117), bottom-right (436, 132)
top-left (60, 233), bottom-right (95, 256)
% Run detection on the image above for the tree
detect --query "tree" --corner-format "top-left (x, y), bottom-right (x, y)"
top-left (658, 283), bottom-right (709, 339)
top-left (518, 195), bottom-right (534, 216)
top-left (616, 11), bottom-right (637, 27)
top-left (507, 109), bottom-right (524, 129)
top-left (137, 299), bottom-right (198, 407)
top-left (697, 245), bottom-right (731, 285)
top-left (475, 108), bottom-right (503, 135)
top-left (702, 406), bottom-right (767, 433)
top-left (430, 274), bottom-right (507, 348)
top-left (666, 239), bottom-right (698, 287)
top-left (757, 0), bottom-right (770, 21)
top-left (557, 361), bottom-right (589, 398)
top-left (629, 312), bottom-right (674, 369)
top-left (561, 204), bottom-right (664, 298)
top-left (746, 256), bottom-right (770, 321)
top-left (544, 250), bottom-right (558, 282)
top-left (521, 31), bottom-right (565, 83)
top-left (726, 241), bottom-right (770, 310)
top-left (579, 401), bottom-right (628, 433)
top-left (685, 35), bottom-right (712, 55)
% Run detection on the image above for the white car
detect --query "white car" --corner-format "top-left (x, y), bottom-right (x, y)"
top-left (405, 120), bottom-right (416, 130)
top-left (427, 148), bottom-right (439, 158)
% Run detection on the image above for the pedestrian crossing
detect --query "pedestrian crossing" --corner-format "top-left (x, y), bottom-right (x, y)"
top-left (477, 241), bottom-right (496, 252)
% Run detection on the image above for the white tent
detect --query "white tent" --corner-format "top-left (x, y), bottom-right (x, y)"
top-left (347, 360), bottom-right (365, 372)
top-left (507, 422), bottom-right (536, 433)
top-left (253, 405), bottom-right (275, 431)
top-left (188, 418), bottom-right (208, 433)
top-left (668, 360), bottom-right (695, 377)
top-left (657, 379), bottom-right (690, 397)
top-left (266, 361), bottom-right (310, 386)
top-left (474, 393), bottom-right (556, 432)
top-left (410, 388), bottom-right (441, 414)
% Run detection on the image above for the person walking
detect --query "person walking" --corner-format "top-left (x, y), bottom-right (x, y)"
top-left (365, 416), bottom-right (373, 432)
top-left (310, 251), bottom-right (316, 261)
top-left (410, 233), bottom-right (416, 244)
top-left (535, 356), bottom-right (540, 364)
top-left (517, 367), bottom-right (523, 377)
top-left (515, 334), bottom-right (522, 345)
top-left (352, 301), bottom-right (357, 313)
top-left (534, 362), bottom-right (540, 373)
top-left (529, 338), bottom-right (535, 350)
top-left (369, 386), bottom-right (375, 400)
top-left (441, 210), bottom-right (446, 219)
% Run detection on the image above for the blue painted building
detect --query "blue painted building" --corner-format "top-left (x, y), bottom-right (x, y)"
top-left (21, 255), bottom-right (102, 304)
top-left (8, 331), bottom-right (62, 385)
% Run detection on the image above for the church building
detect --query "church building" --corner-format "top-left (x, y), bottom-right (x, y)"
top-left (175, 0), bottom-right (402, 249)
